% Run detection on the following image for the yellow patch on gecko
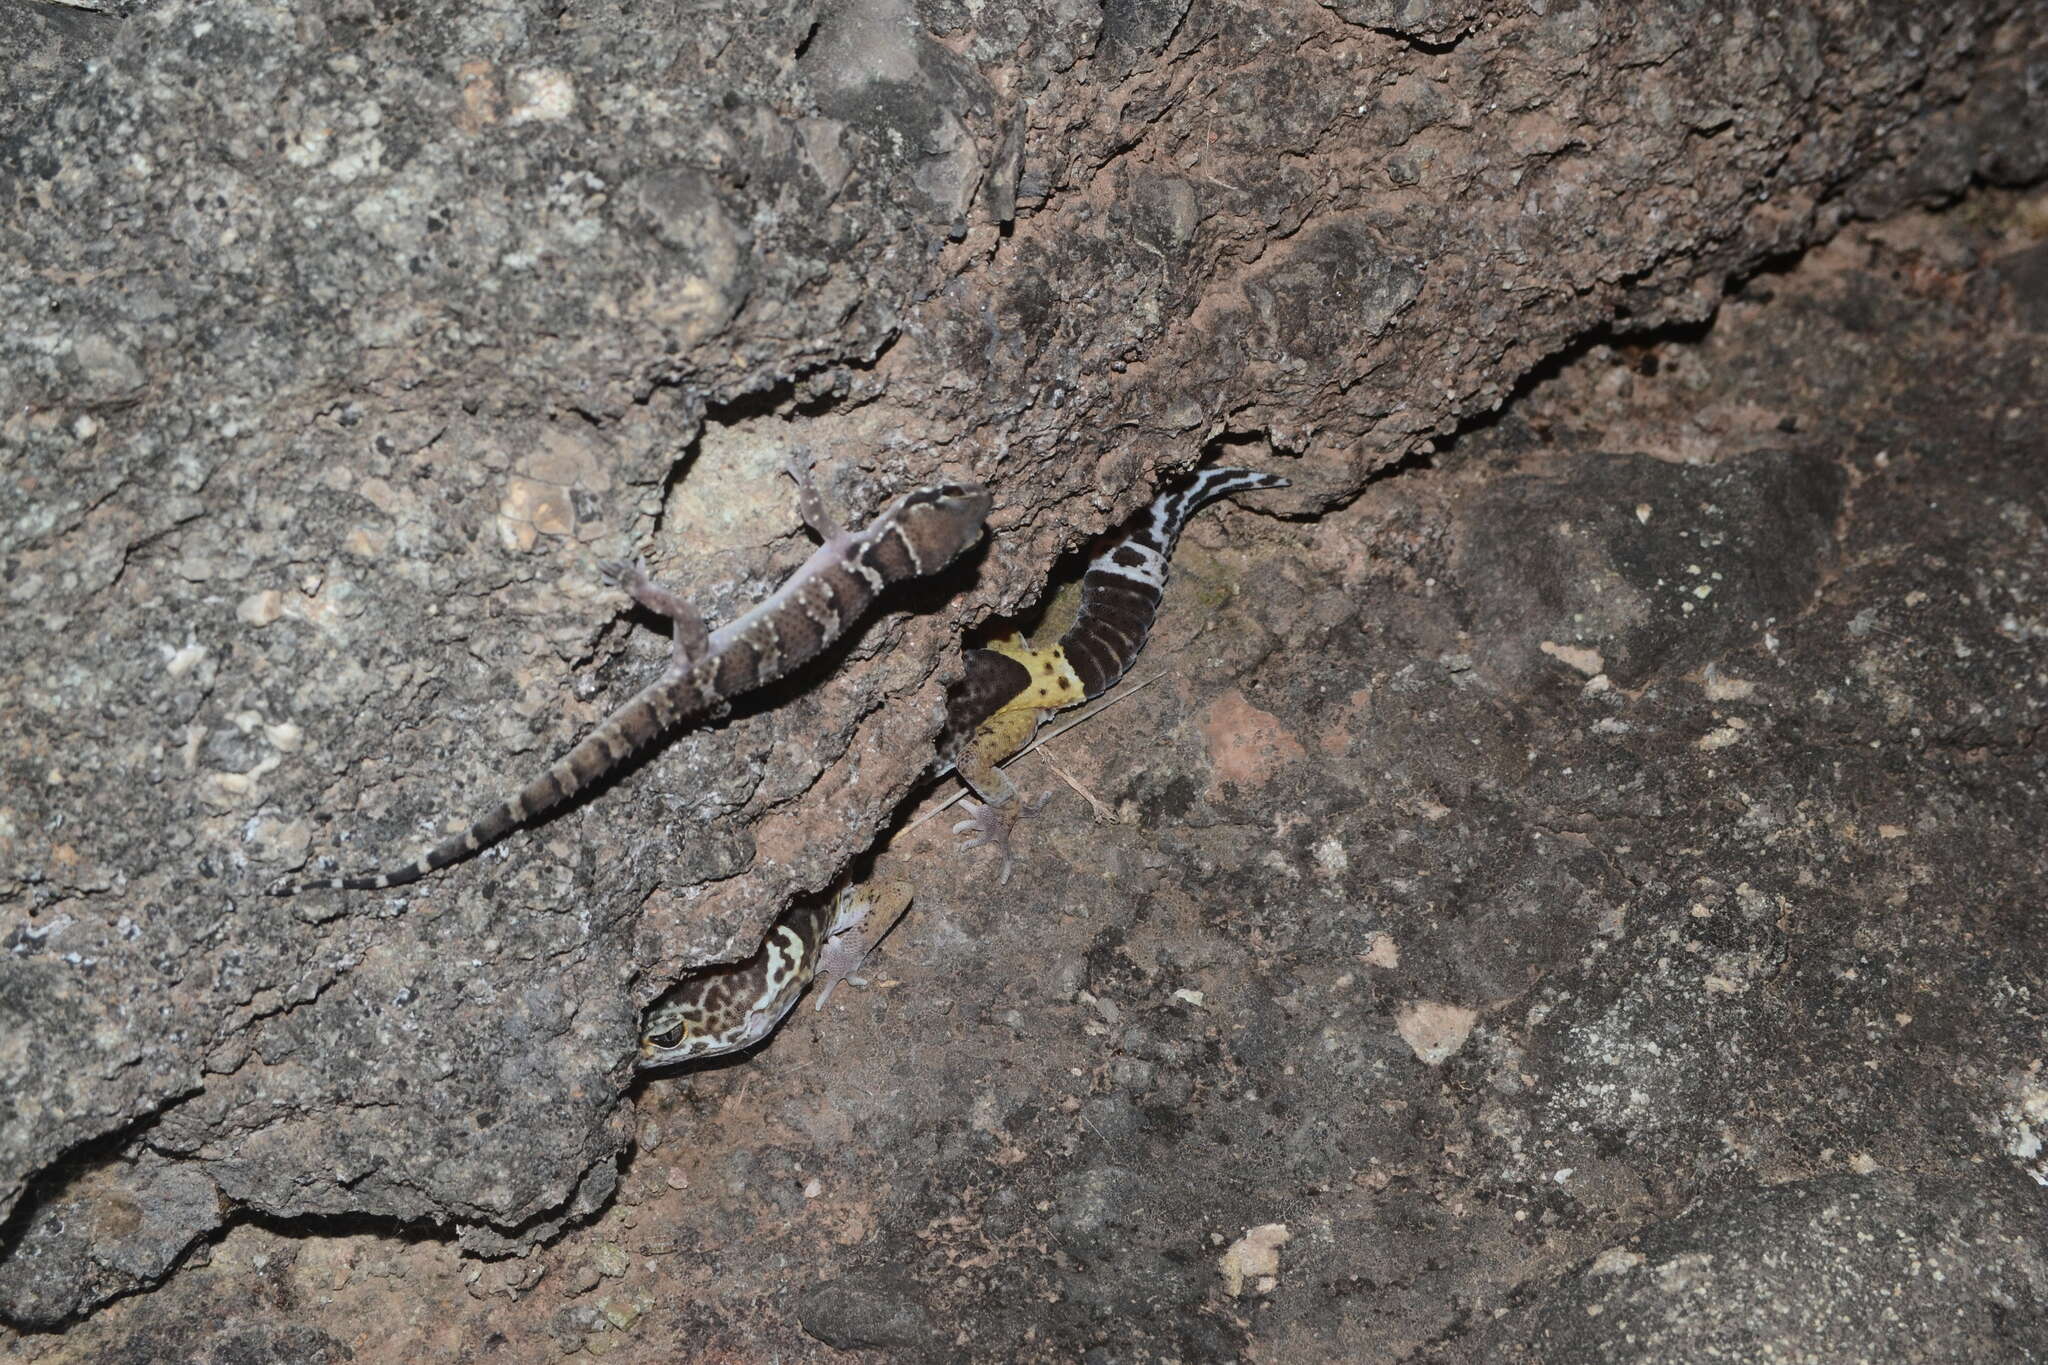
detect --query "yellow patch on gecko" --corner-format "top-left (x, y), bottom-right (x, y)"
top-left (953, 631), bottom-right (1087, 797)
top-left (984, 632), bottom-right (1086, 716)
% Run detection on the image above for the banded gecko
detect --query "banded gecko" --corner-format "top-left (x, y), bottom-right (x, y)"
top-left (637, 880), bottom-right (914, 1066)
top-left (271, 459), bottom-right (990, 894)
top-left (632, 466), bottom-right (1287, 1065)
top-left (938, 466), bottom-right (1290, 880)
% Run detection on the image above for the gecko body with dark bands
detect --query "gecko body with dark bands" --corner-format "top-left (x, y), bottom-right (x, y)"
top-left (272, 465), bottom-right (990, 895)
top-left (936, 466), bottom-right (1288, 879)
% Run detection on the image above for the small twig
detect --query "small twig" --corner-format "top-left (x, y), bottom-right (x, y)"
top-left (1035, 750), bottom-right (1116, 823)
top-left (1027, 668), bottom-right (1169, 753)
top-left (901, 669), bottom-right (1171, 837)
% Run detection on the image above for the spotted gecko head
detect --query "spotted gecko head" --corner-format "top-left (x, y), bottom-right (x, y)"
top-left (637, 979), bottom-right (746, 1066)
top-left (636, 919), bottom-right (819, 1068)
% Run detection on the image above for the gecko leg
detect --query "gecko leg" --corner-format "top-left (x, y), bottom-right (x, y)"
top-left (783, 451), bottom-right (846, 542)
top-left (812, 880), bottom-right (915, 1011)
top-left (599, 556), bottom-right (710, 667)
top-left (949, 707), bottom-right (1050, 885)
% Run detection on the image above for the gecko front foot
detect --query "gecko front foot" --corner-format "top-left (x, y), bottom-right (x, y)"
top-left (782, 450), bottom-right (845, 542)
top-left (953, 790), bottom-right (1056, 885)
top-left (596, 554), bottom-right (643, 586)
top-left (812, 880), bottom-right (914, 1011)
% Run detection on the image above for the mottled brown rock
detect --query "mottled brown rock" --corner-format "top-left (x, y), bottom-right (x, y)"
top-left (0, 0), bottom-right (2043, 1351)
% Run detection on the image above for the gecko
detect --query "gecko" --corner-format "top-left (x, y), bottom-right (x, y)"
top-left (270, 459), bottom-right (991, 895)
top-left (636, 879), bottom-right (914, 1066)
top-left (630, 466), bottom-right (1289, 1064)
top-left (936, 466), bottom-right (1290, 880)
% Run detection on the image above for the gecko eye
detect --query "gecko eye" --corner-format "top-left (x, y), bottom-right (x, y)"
top-left (644, 1024), bottom-right (687, 1050)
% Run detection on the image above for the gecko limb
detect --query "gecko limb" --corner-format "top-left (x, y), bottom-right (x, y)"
top-left (598, 556), bottom-right (710, 666)
top-left (273, 470), bottom-right (991, 895)
top-left (784, 452), bottom-right (845, 542)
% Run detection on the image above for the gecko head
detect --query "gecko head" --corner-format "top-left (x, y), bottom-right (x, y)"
top-left (637, 979), bottom-right (747, 1068)
top-left (889, 480), bottom-right (994, 573)
top-left (637, 924), bottom-right (817, 1068)
top-left (638, 1012), bottom-right (711, 1068)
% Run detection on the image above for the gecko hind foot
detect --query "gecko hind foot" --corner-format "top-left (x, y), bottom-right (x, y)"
top-left (599, 555), bottom-right (708, 665)
top-left (952, 794), bottom-right (1047, 886)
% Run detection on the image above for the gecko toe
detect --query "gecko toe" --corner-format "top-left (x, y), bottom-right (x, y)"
top-left (951, 801), bottom-right (1000, 850)
top-left (598, 556), bottom-right (650, 590)
top-left (953, 799), bottom-right (1019, 882)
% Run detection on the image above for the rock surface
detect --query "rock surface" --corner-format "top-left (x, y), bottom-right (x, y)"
top-left (2, 0), bottom-right (2045, 1355)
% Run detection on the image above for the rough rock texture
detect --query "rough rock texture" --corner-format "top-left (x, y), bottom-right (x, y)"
top-left (0, 1), bottom-right (122, 141)
top-left (1474, 1174), bottom-right (2048, 1360)
top-left (2, 0), bottom-right (2045, 1351)
top-left (9, 199), bottom-right (2046, 1360)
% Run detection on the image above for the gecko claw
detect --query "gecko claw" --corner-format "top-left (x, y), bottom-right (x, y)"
top-left (953, 799), bottom-right (1018, 885)
top-left (597, 556), bottom-right (650, 591)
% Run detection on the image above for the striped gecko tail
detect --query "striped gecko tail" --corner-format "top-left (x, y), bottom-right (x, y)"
top-left (269, 686), bottom-right (679, 895)
top-left (1151, 467), bottom-right (1291, 551)
top-left (1056, 466), bottom-right (1289, 699)
top-left (269, 803), bottom-right (524, 893)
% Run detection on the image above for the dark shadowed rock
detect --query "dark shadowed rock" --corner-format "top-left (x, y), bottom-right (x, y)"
top-left (1456, 448), bottom-right (1846, 689)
